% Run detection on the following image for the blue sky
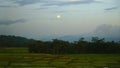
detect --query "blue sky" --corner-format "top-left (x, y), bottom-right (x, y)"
top-left (0, 0), bottom-right (120, 41)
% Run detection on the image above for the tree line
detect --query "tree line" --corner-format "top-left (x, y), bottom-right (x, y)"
top-left (29, 37), bottom-right (120, 54)
top-left (0, 35), bottom-right (120, 54)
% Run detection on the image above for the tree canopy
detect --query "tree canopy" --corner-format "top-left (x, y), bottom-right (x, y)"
top-left (0, 35), bottom-right (120, 54)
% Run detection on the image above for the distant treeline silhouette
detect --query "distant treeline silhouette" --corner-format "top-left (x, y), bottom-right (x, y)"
top-left (0, 35), bottom-right (120, 54)
top-left (0, 35), bottom-right (34, 47)
top-left (29, 38), bottom-right (120, 54)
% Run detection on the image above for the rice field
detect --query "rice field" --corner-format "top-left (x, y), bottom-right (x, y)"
top-left (0, 48), bottom-right (29, 53)
top-left (0, 54), bottom-right (120, 68)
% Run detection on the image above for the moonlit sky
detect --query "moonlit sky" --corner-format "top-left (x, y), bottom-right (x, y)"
top-left (0, 0), bottom-right (120, 40)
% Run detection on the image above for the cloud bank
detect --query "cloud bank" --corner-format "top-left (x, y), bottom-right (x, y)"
top-left (91, 24), bottom-right (120, 41)
top-left (1, 0), bottom-right (119, 11)
top-left (0, 19), bottom-right (25, 25)
top-left (10, 0), bottom-right (100, 6)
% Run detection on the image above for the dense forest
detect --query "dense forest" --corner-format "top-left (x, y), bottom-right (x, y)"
top-left (0, 35), bottom-right (120, 54)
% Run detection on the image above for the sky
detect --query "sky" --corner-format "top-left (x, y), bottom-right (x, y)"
top-left (0, 0), bottom-right (120, 41)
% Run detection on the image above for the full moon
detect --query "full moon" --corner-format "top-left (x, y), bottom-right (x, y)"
top-left (57, 15), bottom-right (61, 19)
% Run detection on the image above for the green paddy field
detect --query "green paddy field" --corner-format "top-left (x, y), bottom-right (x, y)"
top-left (0, 48), bottom-right (120, 68)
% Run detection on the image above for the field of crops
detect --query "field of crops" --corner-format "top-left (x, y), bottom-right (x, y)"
top-left (0, 48), bottom-right (29, 53)
top-left (0, 54), bottom-right (120, 68)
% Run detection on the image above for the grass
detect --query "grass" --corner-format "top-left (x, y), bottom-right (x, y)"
top-left (0, 48), bottom-right (120, 68)
top-left (0, 48), bottom-right (29, 53)
top-left (0, 54), bottom-right (120, 68)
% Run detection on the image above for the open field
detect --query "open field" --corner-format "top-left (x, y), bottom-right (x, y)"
top-left (0, 54), bottom-right (120, 68)
top-left (0, 48), bottom-right (29, 53)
